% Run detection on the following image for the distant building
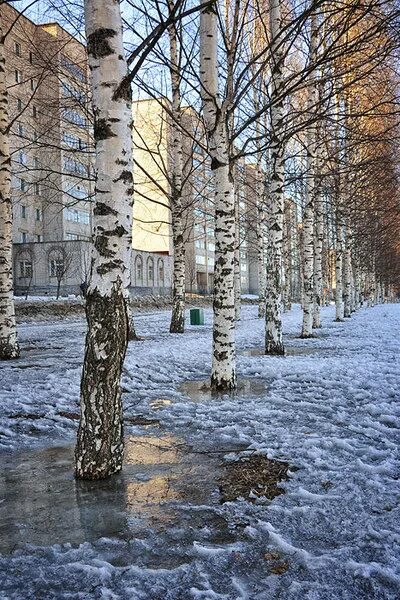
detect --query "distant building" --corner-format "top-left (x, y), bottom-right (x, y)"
top-left (2, 2), bottom-right (93, 245)
top-left (13, 241), bottom-right (172, 297)
top-left (4, 5), bottom-right (172, 297)
top-left (132, 98), bottom-right (254, 294)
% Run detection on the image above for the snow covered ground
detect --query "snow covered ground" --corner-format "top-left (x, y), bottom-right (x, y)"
top-left (0, 303), bottom-right (399, 599)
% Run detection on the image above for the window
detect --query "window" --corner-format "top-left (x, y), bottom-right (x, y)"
top-left (61, 81), bottom-right (86, 103)
top-left (35, 208), bottom-right (42, 221)
top-left (17, 98), bottom-right (22, 111)
top-left (21, 232), bottom-right (27, 243)
top-left (196, 255), bottom-right (206, 265)
top-left (19, 260), bottom-right (32, 278)
top-left (34, 157), bottom-right (40, 169)
top-left (18, 151), bottom-right (27, 165)
top-left (20, 178), bottom-right (26, 192)
top-left (65, 207), bottom-right (89, 224)
top-left (36, 234), bottom-right (42, 243)
top-left (66, 233), bottom-right (79, 240)
top-left (34, 182), bottom-right (40, 195)
top-left (147, 258), bottom-right (154, 285)
top-left (63, 132), bottom-right (85, 149)
top-left (63, 109), bottom-right (86, 127)
top-left (158, 259), bottom-right (164, 286)
top-left (67, 184), bottom-right (87, 200)
top-left (33, 131), bottom-right (38, 142)
top-left (21, 205), bottom-right (26, 218)
top-left (30, 78), bottom-right (36, 91)
top-left (32, 106), bottom-right (37, 118)
top-left (63, 157), bottom-right (87, 175)
top-left (15, 70), bottom-right (22, 83)
top-left (17, 123), bottom-right (24, 137)
top-left (60, 55), bottom-right (86, 82)
top-left (49, 257), bottom-right (64, 278)
top-left (135, 256), bottom-right (143, 284)
top-left (29, 51), bottom-right (33, 64)
top-left (15, 42), bottom-right (21, 57)
top-left (195, 239), bottom-right (205, 249)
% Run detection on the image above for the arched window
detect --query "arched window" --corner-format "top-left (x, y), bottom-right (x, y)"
top-left (158, 258), bottom-right (164, 287)
top-left (16, 248), bottom-right (34, 279)
top-left (147, 257), bottom-right (154, 286)
top-left (135, 255), bottom-right (143, 285)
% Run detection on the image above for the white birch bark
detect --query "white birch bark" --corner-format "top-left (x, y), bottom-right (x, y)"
top-left (168, 1), bottom-right (186, 334)
top-left (265, 0), bottom-right (285, 355)
top-left (234, 192), bottom-right (241, 320)
top-left (75, 0), bottom-right (133, 479)
top-left (313, 195), bottom-right (323, 328)
top-left (256, 168), bottom-right (266, 318)
top-left (0, 26), bottom-right (20, 360)
top-left (200, 0), bottom-right (236, 390)
top-left (301, 10), bottom-right (318, 338)
top-left (335, 213), bottom-right (344, 320)
top-left (343, 221), bottom-right (352, 318)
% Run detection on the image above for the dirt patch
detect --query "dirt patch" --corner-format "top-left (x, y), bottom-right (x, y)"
top-left (219, 455), bottom-right (293, 503)
top-left (125, 415), bottom-right (160, 426)
top-left (8, 413), bottom-right (46, 420)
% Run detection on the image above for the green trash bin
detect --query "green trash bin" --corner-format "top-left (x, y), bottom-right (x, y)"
top-left (190, 308), bottom-right (205, 325)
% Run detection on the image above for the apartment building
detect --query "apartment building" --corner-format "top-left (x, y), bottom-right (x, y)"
top-left (132, 98), bottom-right (254, 294)
top-left (2, 2), bottom-right (93, 248)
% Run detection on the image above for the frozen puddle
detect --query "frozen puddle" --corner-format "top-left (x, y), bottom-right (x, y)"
top-left (179, 378), bottom-right (266, 402)
top-left (240, 346), bottom-right (322, 357)
top-left (0, 435), bottom-right (243, 558)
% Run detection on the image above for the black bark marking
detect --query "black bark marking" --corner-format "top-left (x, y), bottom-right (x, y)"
top-left (87, 29), bottom-right (116, 59)
top-left (94, 235), bottom-right (113, 258)
top-left (113, 170), bottom-right (133, 184)
top-left (113, 76), bottom-right (132, 102)
top-left (94, 203), bottom-right (118, 217)
top-left (94, 118), bottom-right (116, 142)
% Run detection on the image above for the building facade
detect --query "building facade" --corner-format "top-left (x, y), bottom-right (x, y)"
top-left (3, 5), bottom-right (172, 297)
top-left (13, 241), bottom-right (172, 297)
top-left (2, 2), bottom-right (93, 245)
top-left (132, 98), bottom-right (254, 295)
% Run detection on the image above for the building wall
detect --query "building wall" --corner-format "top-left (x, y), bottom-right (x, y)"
top-left (132, 99), bottom-right (172, 254)
top-left (13, 242), bottom-right (172, 297)
top-left (2, 3), bottom-right (93, 246)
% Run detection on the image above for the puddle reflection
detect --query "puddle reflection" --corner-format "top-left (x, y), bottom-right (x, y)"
top-left (0, 435), bottom-right (225, 555)
top-left (240, 346), bottom-right (321, 357)
top-left (179, 378), bottom-right (266, 402)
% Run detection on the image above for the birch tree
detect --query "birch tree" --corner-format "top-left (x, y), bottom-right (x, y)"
top-left (0, 23), bottom-right (19, 360)
top-left (75, 0), bottom-right (133, 480)
top-left (168, 0), bottom-right (186, 333)
top-left (265, 0), bottom-right (285, 355)
top-left (200, 0), bottom-right (236, 390)
top-left (301, 10), bottom-right (318, 338)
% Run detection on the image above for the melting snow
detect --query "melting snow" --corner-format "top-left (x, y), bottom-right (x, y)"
top-left (0, 303), bottom-right (399, 599)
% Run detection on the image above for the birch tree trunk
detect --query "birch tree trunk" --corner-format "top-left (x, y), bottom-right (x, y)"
top-left (0, 27), bottom-right (20, 360)
top-left (313, 188), bottom-right (323, 328)
top-left (234, 192), bottom-right (241, 321)
top-left (168, 1), bottom-right (186, 334)
top-left (200, 0), bottom-right (236, 390)
top-left (283, 204), bottom-right (292, 311)
top-left (75, 0), bottom-right (133, 480)
top-left (256, 169), bottom-right (266, 318)
top-left (301, 10), bottom-right (318, 338)
top-left (343, 221), bottom-right (352, 317)
top-left (335, 213), bottom-right (344, 321)
top-left (265, 0), bottom-right (285, 355)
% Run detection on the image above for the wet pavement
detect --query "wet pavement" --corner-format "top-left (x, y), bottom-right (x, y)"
top-left (0, 434), bottom-right (240, 556)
